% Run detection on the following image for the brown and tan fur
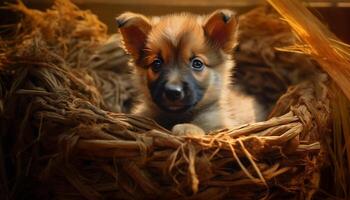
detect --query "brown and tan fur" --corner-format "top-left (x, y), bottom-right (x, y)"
top-left (116, 10), bottom-right (263, 135)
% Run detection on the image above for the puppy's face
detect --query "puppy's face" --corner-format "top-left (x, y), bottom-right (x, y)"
top-left (117, 10), bottom-right (237, 113)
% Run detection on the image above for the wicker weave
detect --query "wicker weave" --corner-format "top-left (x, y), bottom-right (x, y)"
top-left (0, 1), bottom-right (334, 200)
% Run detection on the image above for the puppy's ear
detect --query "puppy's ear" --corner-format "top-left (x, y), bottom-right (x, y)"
top-left (204, 9), bottom-right (237, 53)
top-left (116, 12), bottom-right (151, 61)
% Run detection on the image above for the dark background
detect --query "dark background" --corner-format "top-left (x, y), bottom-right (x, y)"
top-left (0, 0), bottom-right (350, 43)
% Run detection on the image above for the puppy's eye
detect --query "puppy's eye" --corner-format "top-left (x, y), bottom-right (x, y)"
top-left (151, 58), bottom-right (162, 72)
top-left (191, 58), bottom-right (204, 71)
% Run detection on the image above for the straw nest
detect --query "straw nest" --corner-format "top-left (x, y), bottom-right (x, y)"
top-left (0, 1), bottom-right (337, 200)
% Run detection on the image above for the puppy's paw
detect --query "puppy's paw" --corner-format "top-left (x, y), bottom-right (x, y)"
top-left (172, 123), bottom-right (205, 136)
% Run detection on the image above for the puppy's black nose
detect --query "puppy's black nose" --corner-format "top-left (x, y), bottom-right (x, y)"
top-left (164, 83), bottom-right (184, 101)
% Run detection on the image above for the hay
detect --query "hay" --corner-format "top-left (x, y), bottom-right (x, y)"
top-left (234, 7), bottom-right (320, 113)
top-left (0, 0), bottom-right (342, 199)
top-left (267, 1), bottom-right (350, 198)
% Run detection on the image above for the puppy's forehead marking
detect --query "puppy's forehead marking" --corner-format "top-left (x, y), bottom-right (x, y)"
top-left (144, 14), bottom-right (223, 68)
top-left (164, 19), bottom-right (182, 46)
top-left (148, 14), bottom-right (204, 49)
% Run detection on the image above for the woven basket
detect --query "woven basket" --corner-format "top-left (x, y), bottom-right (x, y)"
top-left (0, 1), bottom-right (346, 200)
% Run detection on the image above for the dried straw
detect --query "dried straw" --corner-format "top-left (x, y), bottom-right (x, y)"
top-left (0, 0), bottom-right (340, 199)
top-left (267, 0), bottom-right (350, 101)
top-left (268, 0), bottom-right (350, 198)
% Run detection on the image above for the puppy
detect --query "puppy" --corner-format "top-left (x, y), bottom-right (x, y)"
top-left (116, 10), bottom-right (263, 135)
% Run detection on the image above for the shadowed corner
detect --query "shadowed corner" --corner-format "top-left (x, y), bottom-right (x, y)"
top-left (0, 0), bottom-right (349, 199)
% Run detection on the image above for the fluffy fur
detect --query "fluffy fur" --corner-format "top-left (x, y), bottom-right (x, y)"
top-left (116, 10), bottom-right (263, 135)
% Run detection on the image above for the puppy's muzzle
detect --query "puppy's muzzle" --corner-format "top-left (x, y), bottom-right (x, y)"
top-left (164, 82), bottom-right (185, 101)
